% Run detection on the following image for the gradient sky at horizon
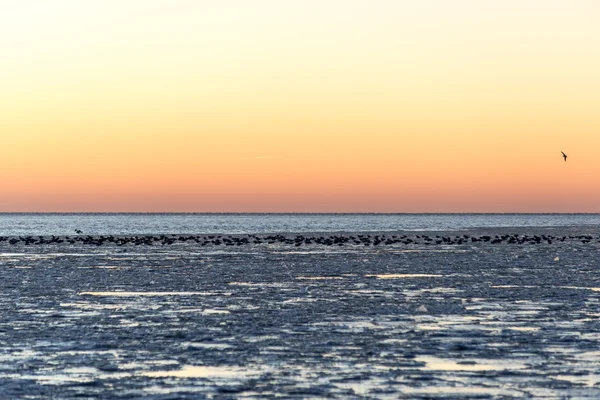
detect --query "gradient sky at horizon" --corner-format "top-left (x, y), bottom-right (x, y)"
top-left (1, 0), bottom-right (599, 212)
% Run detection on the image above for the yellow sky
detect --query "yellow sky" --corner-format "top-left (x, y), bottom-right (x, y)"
top-left (1, 0), bottom-right (599, 212)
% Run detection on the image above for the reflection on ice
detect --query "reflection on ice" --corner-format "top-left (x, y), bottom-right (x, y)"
top-left (79, 291), bottom-right (214, 296)
top-left (403, 287), bottom-right (462, 298)
top-left (0, 350), bottom-right (40, 362)
top-left (243, 335), bottom-right (280, 343)
top-left (393, 249), bottom-right (469, 253)
top-left (401, 386), bottom-right (524, 397)
top-left (201, 309), bottom-right (230, 315)
top-left (508, 326), bottom-right (540, 332)
top-left (365, 274), bottom-right (443, 279)
top-left (143, 365), bottom-right (261, 379)
top-left (573, 351), bottom-right (600, 361)
top-left (334, 377), bottom-right (391, 398)
top-left (142, 386), bottom-right (206, 395)
top-left (490, 285), bottom-right (536, 289)
top-left (119, 360), bottom-right (179, 370)
top-left (228, 282), bottom-right (287, 287)
top-left (491, 284), bottom-right (600, 292)
top-left (1, 362), bottom-right (261, 385)
top-left (52, 350), bottom-right (120, 358)
top-left (313, 320), bottom-right (384, 331)
top-left (416, 356), bottom-right (527, 371)
top-left (295, 276), bottom-right (344, 280)
top-left (185, 342), bottom-right (233, 350)
top-left (274, 250), bottom-right (363, 255)
top-left (283, 297), bottom-right (318, 304)
top-left (0, 253), bottom-right (100, 258)
top-left (60, 302), bottom-right (123, 310)
top-left (0, 367), bottom-right (131, 385)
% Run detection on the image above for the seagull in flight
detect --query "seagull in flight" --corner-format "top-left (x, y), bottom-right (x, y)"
top-left (561, 151), bottom-right (567, 162)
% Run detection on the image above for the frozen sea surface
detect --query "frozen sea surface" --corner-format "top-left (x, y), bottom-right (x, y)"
top-left (1, 213), bottom-right (600, 236)
top-left (1, 228), bottom-right (600, 398)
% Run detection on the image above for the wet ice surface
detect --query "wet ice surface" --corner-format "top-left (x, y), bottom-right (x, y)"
top-left (1, 230), bottom-right (600, 398)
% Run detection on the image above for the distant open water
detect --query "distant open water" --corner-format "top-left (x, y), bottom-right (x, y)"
top-left (0, 213), bottom-right (599, 236)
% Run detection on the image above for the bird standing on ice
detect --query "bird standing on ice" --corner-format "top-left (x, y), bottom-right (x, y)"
top-left (561, 151), bottom-right (567, 162)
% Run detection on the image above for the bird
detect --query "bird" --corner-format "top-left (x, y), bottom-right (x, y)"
top-left (75, 229), bottom-right (83, 234)
top-left (561, 151), bottom-right (567, 162)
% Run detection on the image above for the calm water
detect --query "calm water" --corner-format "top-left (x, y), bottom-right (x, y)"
top-left (0, 214), bottom-right (599, 236)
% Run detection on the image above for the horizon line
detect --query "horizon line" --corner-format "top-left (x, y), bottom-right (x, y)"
top-left (0, 212), bottom-right (599, 215)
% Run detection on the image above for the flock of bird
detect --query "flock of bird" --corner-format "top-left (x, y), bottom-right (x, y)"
top-left (0, 151), bottom-right (576, 248)
top-left (0, 232), bottom-right (596, 246)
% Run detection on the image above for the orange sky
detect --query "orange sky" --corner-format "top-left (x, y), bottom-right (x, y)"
top-left (1, 0), bottom-right (599, 212)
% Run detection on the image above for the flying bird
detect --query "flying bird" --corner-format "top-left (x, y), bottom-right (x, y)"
top-left (561, 151), bottom-right (567, 162)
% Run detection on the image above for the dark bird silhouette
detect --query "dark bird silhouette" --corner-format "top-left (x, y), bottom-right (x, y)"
top-left (561, 151), bottom-right (567, 162)
top-left (75, 229), bottom-right (83, 234)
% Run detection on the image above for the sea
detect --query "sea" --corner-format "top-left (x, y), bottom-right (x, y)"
top-left (0, 213), bottom-right (599, 236)
top-left (2, 213), bottom-right (600, 398)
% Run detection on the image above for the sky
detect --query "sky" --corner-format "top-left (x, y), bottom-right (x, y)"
top-left (1, 0), bottom-right (599, 212)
